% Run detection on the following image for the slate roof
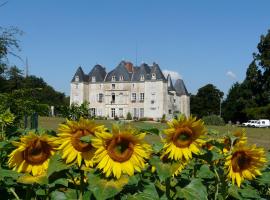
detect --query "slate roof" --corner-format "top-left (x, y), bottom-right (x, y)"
top-left (88, 64), bottom-right (106, 82)
top-left (151, 63), bottom-right (166, 80)
top-left (71, 61), bottom-right (189, 96)
top-left (105, 61), bottom-right (132, 82)
top-left (174, 79), bottom-right (189, 96)
top-left (167, 74), bottom-right (175, 91)
top-left (71, 66), bottom-right (89, 82)
top-left (132, 63), bottom-right (151, 81)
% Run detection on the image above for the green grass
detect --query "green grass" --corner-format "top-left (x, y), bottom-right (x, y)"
top-left (39, 117), bottom-right (270, 150)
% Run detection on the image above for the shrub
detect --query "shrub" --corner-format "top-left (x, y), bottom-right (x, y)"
top-left (202, 114), bottom-right (225, 126)
top-left (126, 112), bottom-right (132, 120)
top-left (139, 117), bottom-right (154, 121)
top-left (161, 114), bottom-right (167, 123)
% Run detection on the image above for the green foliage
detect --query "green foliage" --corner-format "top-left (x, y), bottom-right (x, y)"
top-left (223, 30), bottom-right (270, 122)
top-left (59, 101), bottom-right (90, 120)
top-left (0, 117), bottom-right (270, 199)
top-left (176, 179), bottom-right (208, 200)
top-left (202, 115), bottom-right (225, 126)
top-left (126, 112), bottom-right (132, 120)
top-left (191, 84), bottom-right (223, 118)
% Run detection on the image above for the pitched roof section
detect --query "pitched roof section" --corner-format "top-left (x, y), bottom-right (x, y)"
top-left (88, 64), bottom-right (106, 82)
top-left (167, 74), bottom-right (175, 91)
top-left (71, 66), bottom-right (89, 82)
top-left (132, 63), bottom-right (151, 81)
top-left (105, 61), bottom-right (132, 82)
top-left (174, 79), bottom-right (189, 96)
top-left (151, 63), bottom-right (166, 81)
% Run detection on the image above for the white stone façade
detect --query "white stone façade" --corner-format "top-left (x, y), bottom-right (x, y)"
top-left (70, 61), bottom-right (190, 119)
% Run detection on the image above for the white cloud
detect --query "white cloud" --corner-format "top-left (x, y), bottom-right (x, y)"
top-left (163, 70), bottom-right (182, 80)
top-left (226, 71), bottom-right (237, 79)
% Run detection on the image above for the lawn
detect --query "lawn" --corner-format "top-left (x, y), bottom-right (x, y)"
top-left (39, 116), bottom-right (270, 150)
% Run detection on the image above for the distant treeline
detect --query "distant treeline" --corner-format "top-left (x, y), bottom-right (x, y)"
top-left (191, 30), bottom-right (270, 123)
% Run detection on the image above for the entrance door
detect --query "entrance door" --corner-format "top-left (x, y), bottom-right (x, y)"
top-left (111, 108), bottom-right (115, 118)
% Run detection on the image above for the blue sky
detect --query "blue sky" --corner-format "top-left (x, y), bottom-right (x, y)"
top-left (1, 0), bottom-right (270, 96)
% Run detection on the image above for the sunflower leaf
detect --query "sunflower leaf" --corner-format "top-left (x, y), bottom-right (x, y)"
top-left (197, 164), bottom-right (215, 179)
top-left (149, 156), bottom-right (180, 181)
top-left (228, 185), bottom-right (243, 200)
top-left (258, 170), bottom-right (270, 185)
top-left (80, 135), bottom-right (95, 143)
top-left (239, 186), bottom-right (260, 199)
top-left (17, 174), bottom-right (48, 185)
top-left (87, 173), bottom-right (128, 200)
top-left (121, 183), bottom-right (159, 200)
top-left (50, 191), bottom-right (68, 200)
top-left (47, 153), bottom-right (69, 177)
top-left (176, 178), bottom-right (208, 200)
top-left (0, 167), bottom-right (22, 180)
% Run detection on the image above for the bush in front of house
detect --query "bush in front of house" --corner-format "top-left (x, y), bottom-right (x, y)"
top-left (202, 114), bottom-right (225, 126)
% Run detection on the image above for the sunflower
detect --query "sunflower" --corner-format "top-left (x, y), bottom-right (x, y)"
top-left (92, 125), bottom-right (152, 179)
top-left (225, 144), bottom-right (266, 187)
top-left (222, 129), bottom-right (247, 153)
top-left (161, 115), bottom-right (206, 161)
top-left (57, 118), bottom-right (107, 167)
top-left (8, 132), bottom-right (58, 176)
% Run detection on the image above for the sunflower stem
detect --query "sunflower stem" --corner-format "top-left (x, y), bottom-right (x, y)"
top-left (67, 171), bottom-right (79, 199)
top-left (9, 188), bottom-right (20, 200)
top-left (214, 168), bottom-right (220, 200)
top-left (79, 169), bottom-right (84, 200)
top-left (165, 177), bottom-right (171, 199)
top-left (25, 186), bottom-right (32, 200)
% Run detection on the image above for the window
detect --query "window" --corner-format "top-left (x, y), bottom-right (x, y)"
top-left (111, 108), bottom-right (115, 118)
top-left (151, 100), bottom-right (155, 104)
top-left (98, 93), bottom-right (103, 102)
top-left (140, 108), bottom-right (144, 118)
top-left (112, 76), bottom-right (116, 81)
top-left (140, 93), bottom-right (144, 102)
top-left (133, 108), bottom-right (138, 118)
top-left (169, 109), bottom-right (172, 114)
top-left (151, 73), bottom-right (156, 79)
top-left (75, 75), bottom-right (79, 82)
top-left (90, 108), bottom-right (96, 117)
top-left (140, 75), bottom-right (145, 81)
top-left (92, 76), bottom-right (96, 82)
top-left (75, 83), bottom-right (78, 89)
top-left (111, 93), bottom-right (115, 103)
top-left (119, 75), bottom-right (124, 81)
top-left (131, 93), bottom-right (136, 102)
top-left (132, 84), bottom-right (135, 88)
top-left (112, 84), bottom-right (115, 89)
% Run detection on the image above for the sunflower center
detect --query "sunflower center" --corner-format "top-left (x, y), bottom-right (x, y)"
top-left (107, 135), bottom-right (134, 162)
top-left (23, 138), bottom-right (51, 165)
top-left (231, 151), bottom-right (252, 172)
top-left (173, 127), bottom-right (193, 148)
top-left (71, 129), bottom-right (93, 152)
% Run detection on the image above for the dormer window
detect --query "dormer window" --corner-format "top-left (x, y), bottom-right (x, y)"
top-left (112, 76), bottom-right (116, 81)
top-left (119, 75), bottom-right (124, 81)
top-left (92, 76), bottom-right (96, 82)
top-left (152, 73), bottom-right (156, 80)
top-left (140, 75), bottom-right (145, 81)
top-left (75, 75), bottom-right (79, 82)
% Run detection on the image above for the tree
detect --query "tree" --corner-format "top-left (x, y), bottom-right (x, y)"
top-left (191, 84), bottom-right (224, 118)
top-left (222, 83), bottom-right (248, 123)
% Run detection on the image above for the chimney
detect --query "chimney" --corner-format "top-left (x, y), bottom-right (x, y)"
top-left (124, 62), bottom-right (133, 73)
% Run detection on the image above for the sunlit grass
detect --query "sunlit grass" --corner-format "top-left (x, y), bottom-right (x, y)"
top-left (39, 117), bottom-right (270, 150)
